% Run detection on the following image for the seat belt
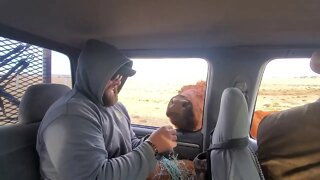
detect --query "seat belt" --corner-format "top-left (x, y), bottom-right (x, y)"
top-left (206, 137), bottom-right (249, 180)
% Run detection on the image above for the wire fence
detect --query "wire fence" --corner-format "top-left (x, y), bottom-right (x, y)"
top-left (0, 37), bottom-right (50, 125)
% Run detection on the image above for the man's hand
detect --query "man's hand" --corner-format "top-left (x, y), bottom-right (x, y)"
top-left (147, 125), bottom-right (177, 153)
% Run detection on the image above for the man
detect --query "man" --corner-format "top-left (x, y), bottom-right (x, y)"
top-left (257, 50), bottom-right (320, 179)
top-left (36, 39), bottom-right (177, 180)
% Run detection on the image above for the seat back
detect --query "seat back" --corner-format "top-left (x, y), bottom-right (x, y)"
top-left (210, 87), bottom-right (263, 180)
top-left (0, 84), bottom-right (70, 180)
top-left (257, 101), bottom-right (320, 179)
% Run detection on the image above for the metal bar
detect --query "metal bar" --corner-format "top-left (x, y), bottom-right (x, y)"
top-left (43, 48), bottom-right (51, 83)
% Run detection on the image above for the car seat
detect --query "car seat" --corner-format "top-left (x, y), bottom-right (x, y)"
top-left (210, 87), bottom-right (264, 180)
top-left (0, 84), bottom-right (70, 180)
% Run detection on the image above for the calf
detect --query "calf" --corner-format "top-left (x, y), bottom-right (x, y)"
top-left (166, 81), bottom-right (206, 132)
top-left (250, 110), bottom-right (277, 139)
top-left (166, 81), bottom-right (275, 138)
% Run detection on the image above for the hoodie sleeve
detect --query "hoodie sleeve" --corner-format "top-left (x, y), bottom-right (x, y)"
top-left (43, 115), bottom-right (157, 180)
top-left (130, 125), bottom-right (144, 149)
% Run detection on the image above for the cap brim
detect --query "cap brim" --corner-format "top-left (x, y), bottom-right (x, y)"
top-left (116, 66), bottom-right (136, 77)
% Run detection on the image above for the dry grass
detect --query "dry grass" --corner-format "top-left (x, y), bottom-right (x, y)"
top-left (120, 77), bottom-right (320, 127)
top-left (2, 76), bottom-right (318, 127)
top-left (256, 77), bottom-right (320, 111)
top-left (119, 81), bottom-right (186, 127)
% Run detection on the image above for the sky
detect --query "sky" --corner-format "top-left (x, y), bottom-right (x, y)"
top-left (263, 58), bottom-right (320, 78)
top-left (52, 51), bottom-right (71, 75)
top-left (130, 58), bottom-right (208, 83)
top-left (51, 51), bottom-right (320, 79)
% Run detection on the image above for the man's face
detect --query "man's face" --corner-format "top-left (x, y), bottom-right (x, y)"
top-left (103, 74), bottom-right (123, 106)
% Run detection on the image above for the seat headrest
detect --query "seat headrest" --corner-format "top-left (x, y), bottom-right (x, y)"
top-left (311, 50), bottom-right (320, 74)
top-left (212, 87), bottom-right (250, 144)
top-left (18, 84), bottom-right (71, 124)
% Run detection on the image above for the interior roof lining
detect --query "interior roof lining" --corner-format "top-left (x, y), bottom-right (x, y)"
top-left (0, 23), bottom-right (318, 62)
top-left (1, 0), bottom-right (320, 49)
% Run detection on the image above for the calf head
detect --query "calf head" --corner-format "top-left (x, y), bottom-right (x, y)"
top-left (166, 81), bottom-right (206, 132)
top-left (166, 94), bottom-right (195, 131)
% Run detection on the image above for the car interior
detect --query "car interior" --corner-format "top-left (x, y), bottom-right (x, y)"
top-left (0, 0), bottom-right (320, 180)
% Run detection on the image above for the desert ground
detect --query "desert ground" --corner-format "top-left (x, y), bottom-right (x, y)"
top-left (256, 77), bottom-right (320, 111)
top-left (1, 76), bottom-right (319, 127)
top-left (120, 77), bottom-right (320, 127)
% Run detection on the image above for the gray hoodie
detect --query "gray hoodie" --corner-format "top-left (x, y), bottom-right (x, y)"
top-left (36, 40), bottom-right (157, 180)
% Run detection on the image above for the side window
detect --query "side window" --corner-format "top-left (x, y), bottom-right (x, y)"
top-left (51, 51), bottom-right (71, 86)
top-left (119, 58), bottom-right (208, 129)
top-left (251, 58), bottom-right (320, 138)
top-left (0, 37), bottom-right (71, 126)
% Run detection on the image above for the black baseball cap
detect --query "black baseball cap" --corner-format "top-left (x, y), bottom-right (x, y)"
top-left (112, 62), bottom-right (136, 79)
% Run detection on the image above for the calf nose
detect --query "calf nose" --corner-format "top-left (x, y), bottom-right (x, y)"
top-left (167, 97), bottom-right (191, 114)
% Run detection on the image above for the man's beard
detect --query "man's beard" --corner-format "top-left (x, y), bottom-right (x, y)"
top-left (103, 87), bottom-right (119, 106)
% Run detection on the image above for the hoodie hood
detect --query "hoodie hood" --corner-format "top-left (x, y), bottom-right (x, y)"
top-left (75, 39), bottom-right (134, 106)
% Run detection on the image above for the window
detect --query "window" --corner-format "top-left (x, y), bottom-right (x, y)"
top-left (251, 58), bottom-right (320, 138)
top-left (51, 51), bottom-right (72, 87)
top-left (256, 58), bottom-right (320, 111)
top-left (119, 58), bottom-right (208, 128)
top-left (0, 37), bottom-right (71, 126)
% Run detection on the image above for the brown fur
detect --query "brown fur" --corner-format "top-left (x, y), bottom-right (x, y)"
top-left (250, 110), bottom-right (277, 139)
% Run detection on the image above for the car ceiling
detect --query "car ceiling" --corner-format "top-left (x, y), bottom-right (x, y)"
top-left (0, 0), bottom-right (320, 50)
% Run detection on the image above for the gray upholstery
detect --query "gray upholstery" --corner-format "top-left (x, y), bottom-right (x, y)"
top-left (210, 87), bottom-right (262, 180)
top-left (18, 84), bottom-right (71, 124)
top-left (0, 123), bottom-right (40, 180)
top-left (249, 138), bottom-right (258, 152)
top-left (0, 83), bottom-right (70, 180)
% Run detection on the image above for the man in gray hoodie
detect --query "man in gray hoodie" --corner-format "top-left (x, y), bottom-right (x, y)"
top-left (36, 39), bottom-right (177, 180)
